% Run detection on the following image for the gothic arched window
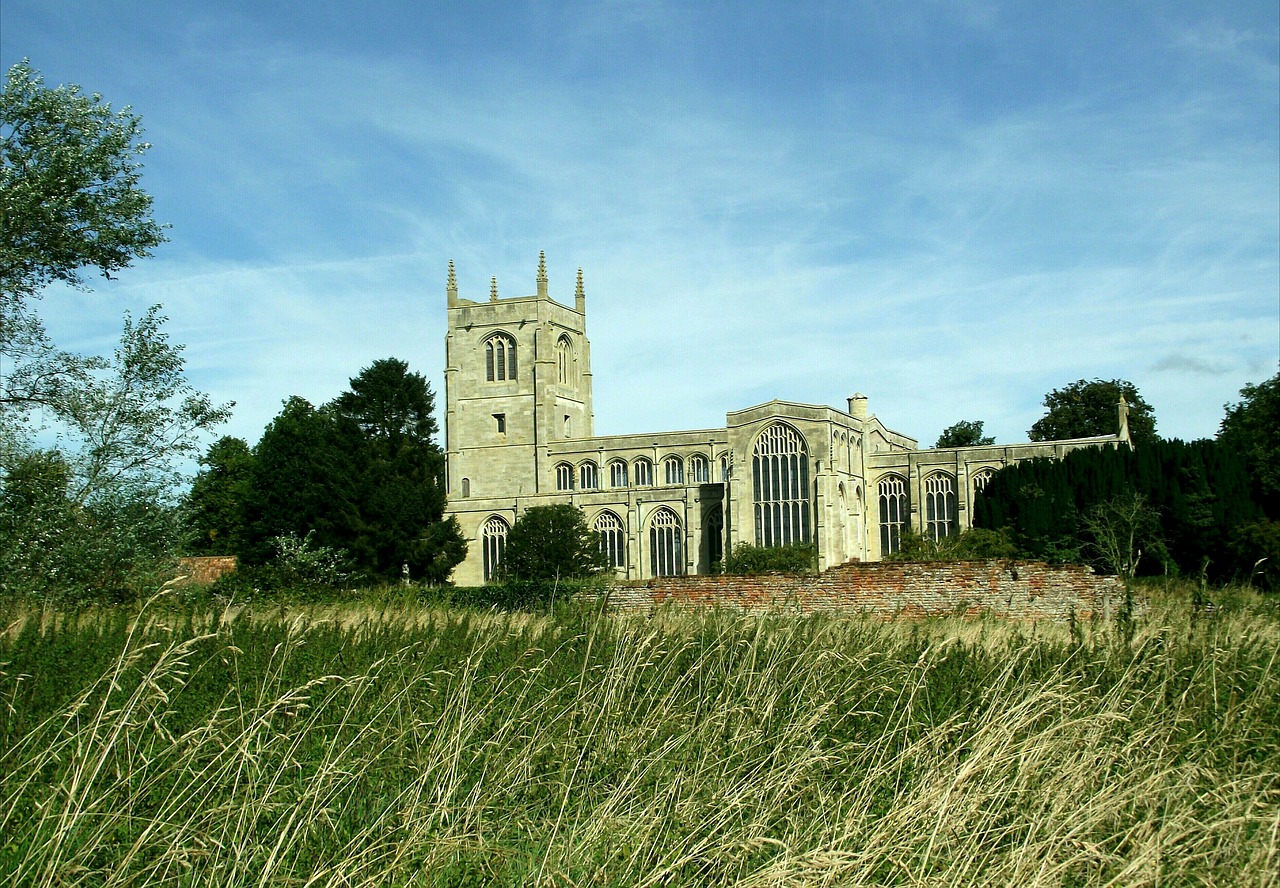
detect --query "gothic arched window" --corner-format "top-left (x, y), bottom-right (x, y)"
top-left (663, 456), bottom-right (684, 485)
top-left (633, 458), bottom-right (653, 487)
top-left (689, 454), bottom-right (710, 483)
top-left (481, 516), bottom-right (509, 582)
top-left (752, 423), bottom-right (811, 547)
top-left (579, 461), bottom-right (599, 490)
top-left (555, 462), bottom-right (573, 491)
top-left (556, 335), bottom-right (576, 386)
top-left (924, 473), bottom-right (957, 541)
top-left (609, 459), bottom-right (628, 488)
top-left (878, 475), bottom-right (907, 556)
top-left (595, 510), bottom-right (625, 569)
top-left (972, 468), bottom-right (995, 495)
top-left (484, 333), bottom-right (517, 382)
top-left (649, 508), bottom-right (683, 577)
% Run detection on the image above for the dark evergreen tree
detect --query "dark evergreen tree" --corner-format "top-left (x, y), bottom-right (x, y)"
top-left (239, 397), bottom-right (365, 566)
top-left (183, 436), bottom-right (253, 554)
top-left (974, 439), bottom-right (1263, 580)
top-left (331, 359), bottom-right (464, 582)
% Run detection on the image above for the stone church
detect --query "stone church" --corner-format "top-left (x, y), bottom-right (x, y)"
top-left (443, 254), bottom-right (1129, 586)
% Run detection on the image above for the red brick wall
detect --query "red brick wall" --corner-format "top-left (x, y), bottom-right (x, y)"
top-left (176, 556), bottom-right (238, 586)
top-left (605, 561), bottom-right (1123, 622)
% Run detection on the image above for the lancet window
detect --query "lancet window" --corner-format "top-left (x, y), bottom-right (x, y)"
top-left (579, 461), bottom-right (599, 490)
top-left (878, 475), bottom-right (907, 556)
top-left (649, 508), bottom-right (683, 577)
top-left (595, 511), bottom-right (626, 569)
top-left (484, 333), bottom-right (517, 382)
top-left (924, 473), bottom-right (957, 541)
top-left (556, 335), bottom-right (576, 386)
top-left (481, 516), bottom-right (509, 582)
top-left (752, 423), bottom-right (811, 547)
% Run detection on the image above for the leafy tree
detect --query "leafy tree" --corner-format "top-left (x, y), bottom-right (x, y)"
top-left (1218, 371), bottom-right (1280, 515)
top-left (935, 420), bottom-right (994, 448)
top-left (1, 60), bottom-right (165, 301)
top-left (1081, 492), bottom-right (1167, 580)
top-left (1029, 379), bottom-right (1157, 445)
top-left (500, 505), bottom-right (607, 582)
top-left (184, 436), bottom-right (254, 554)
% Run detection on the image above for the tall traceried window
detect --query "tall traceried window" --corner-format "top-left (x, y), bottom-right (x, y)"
top-left (878, 475), bottom-right (907, 556)
top-left (556, 335), bottom-right (576, 386)
top-left (663, 456), bottom-right (684, 485)
top-left (595, 510), bottom-right (625, 569)
top-left (689, 454), bottom-right (709, 484)
top-left (972, 468), bottom-right (995, 495)
top-left (555, 463), bottom-right (573, 491)
top-left (649, 508), bottom-right (683, 576)
top-left (579, 461), bottom-right (599, 490)
top-left (634, 458), bottom-right (653, 487)
top-left (609, 460), bottom-right (628, 488)
top-left (481, 516), bottom-right (509, 582)
top-left (484, 333), bottom-right (517, 382)
top-left (924, 473), bottom-right (957, 541)
top-left (752, 423), bottom-right (811, 547)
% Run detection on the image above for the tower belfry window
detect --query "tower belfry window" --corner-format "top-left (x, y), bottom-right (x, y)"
top-left (485, 334), bottom-right (517, 382)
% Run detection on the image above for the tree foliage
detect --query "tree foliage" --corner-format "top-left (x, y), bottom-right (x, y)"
top-left (1, 60), bottom-right (165, 300)
top-left (499, 505), bottom-right (607, 582)
top-left (935, 420), bottom-right (995, 449)
top-left (225, 360), bottom-right (466, 585)
top-left (183, 436), bottom-right (253, 555)
top-left (1218, 371), bottom-right (1280, 515)
top-left (1029, 379), bottom-right (1157, 446)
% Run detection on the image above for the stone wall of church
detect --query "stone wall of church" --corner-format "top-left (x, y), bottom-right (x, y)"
top-left (601, 560), bottom-right (1124, 622)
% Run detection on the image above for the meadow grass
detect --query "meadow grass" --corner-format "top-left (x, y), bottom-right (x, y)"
top-left (0, 584), bottom-right (1277, 886)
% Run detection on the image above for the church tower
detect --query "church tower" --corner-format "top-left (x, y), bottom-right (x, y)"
top-left (443, 253), bottom-right (594, 501)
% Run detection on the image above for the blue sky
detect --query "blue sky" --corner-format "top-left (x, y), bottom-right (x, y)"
top-left (4, 1), bottom-right (1277, 458)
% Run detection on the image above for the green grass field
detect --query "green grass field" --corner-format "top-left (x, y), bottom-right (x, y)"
top-left (2, 585), bottom-right (1277, 886)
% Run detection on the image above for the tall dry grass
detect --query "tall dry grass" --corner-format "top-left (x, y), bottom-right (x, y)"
top-left (0, 590), bottom-right (1276, 886)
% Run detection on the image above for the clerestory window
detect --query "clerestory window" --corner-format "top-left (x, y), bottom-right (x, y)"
top-left (663, 456), bottom-right (684, 485)
top-left (555, 462), bottom-right (574, 491)
top-left (609, 460), bottom-right (628, 488)
top-left (579, 461), bottom-right (599, 490)
top-left (633, 458), bottom-right (653, 487)
top-left (689, 454), bottom-right (710, 484)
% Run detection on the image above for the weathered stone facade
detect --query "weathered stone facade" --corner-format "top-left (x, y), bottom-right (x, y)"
top-left (444, 256), bottom-right (1129, 586)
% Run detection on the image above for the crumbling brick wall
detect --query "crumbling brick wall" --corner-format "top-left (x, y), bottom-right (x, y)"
top-left (176, 556), bottom-right (238, 586)
top-left (605, 561), bottom-right (1123, 621)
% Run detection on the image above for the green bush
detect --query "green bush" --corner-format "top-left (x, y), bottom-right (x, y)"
top-left (887, 527), bottom-right (1018, 563)
top-left (722, 541), bottom-right (818, 574)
